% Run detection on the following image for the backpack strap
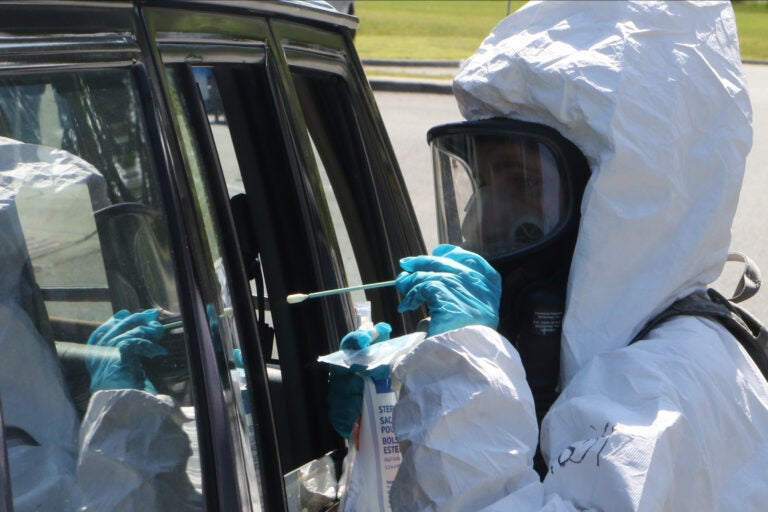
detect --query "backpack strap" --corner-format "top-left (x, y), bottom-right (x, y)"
top-left (726, 252), bottom-right (762, 304)
top-left (631, 289), bottom-right (768, 381)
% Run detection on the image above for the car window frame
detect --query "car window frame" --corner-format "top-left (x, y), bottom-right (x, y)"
top-left (142, 7), bottom-right (289, 511)
top-left (0, 5), bottom-right (246, 509)
top-left (154, 38), bottom-right (348, 477)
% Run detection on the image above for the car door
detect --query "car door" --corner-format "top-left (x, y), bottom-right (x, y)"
top-left (0, 1), bottom-right (427, 510)
top-left (141, 1), bottom-right (426, 510)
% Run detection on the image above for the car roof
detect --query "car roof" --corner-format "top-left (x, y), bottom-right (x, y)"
top-left (0, 0), bottom-right (358, 31)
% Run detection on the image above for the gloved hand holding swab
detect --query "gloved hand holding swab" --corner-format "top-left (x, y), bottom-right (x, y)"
top-left (287, 280), bottom-right (397, 304)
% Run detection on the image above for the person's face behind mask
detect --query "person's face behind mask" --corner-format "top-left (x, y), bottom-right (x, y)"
top-left (429, 119), bottom-right (581, 264)
top-left (464, 137), bottom-right (566, 255)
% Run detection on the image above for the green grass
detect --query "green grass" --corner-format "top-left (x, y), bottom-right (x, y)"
top-left (354, 1), bottom-right (527, 61)
top-left (734, 2), bottom-right (768, 60)
top-left (354, 1), bottom-right (768, 61)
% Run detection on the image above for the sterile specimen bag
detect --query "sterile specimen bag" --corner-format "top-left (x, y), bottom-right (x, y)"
top-left (319, 331), bottom-right (425, 511)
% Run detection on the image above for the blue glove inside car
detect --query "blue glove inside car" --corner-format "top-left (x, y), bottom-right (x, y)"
top-left (328, 322), bottom-right (392, 439)
top-left (86, 309), bottom-right (167, 394)
top-left (396, 244), bottom-right (501, 337)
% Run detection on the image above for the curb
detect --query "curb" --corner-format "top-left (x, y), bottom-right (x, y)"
top-left (364, 58), bottom-right (768, 67)
top-left (368, 77), bottom-right (453, 95)
top-left (362, 59), bottom-right (462, 68)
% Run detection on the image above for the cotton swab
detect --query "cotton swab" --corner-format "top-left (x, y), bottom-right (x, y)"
top-left (287, 279), bottom-right (397, 304)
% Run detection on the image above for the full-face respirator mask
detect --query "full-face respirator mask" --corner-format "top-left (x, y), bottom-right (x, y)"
top-left (428, 118), bottom-right (590, 424)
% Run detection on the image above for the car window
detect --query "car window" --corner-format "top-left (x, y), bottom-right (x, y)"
top-left (148, 8), bottom-right (311, 505)
top-left (188, 66), bottom-right (277, 357)
top-left (161, 55), bottom-right (334, 477)
top-left (163, 64), bottom-right (266, 510)
top-left (289, 70), bottom-right (368, 304)
top-left (166, 45), bottom-right (389, 477)
top-left (190, 65), bottom-right (369, 350)
top-left (142, 9), bottom-right (422, 509)
top-left (0, 69), bottom-right (204, 510)
top-left (178, 59), bottom-right (388, 510)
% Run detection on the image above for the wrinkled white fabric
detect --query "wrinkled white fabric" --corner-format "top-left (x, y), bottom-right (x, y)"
top-left (389, 1), bottom-right (765, 511)
top-left (0, 138), bottom-right (199, 511)
top-left (391, 326), bottom-right (540, 511)
top-left (0, 299), bottom-right (81, 512)
top-left (0, 136), bottom-right (109, 209)
top-left (0, 138), bottom-right (97, 511)
top-left (78, 390), bottom-right (201, 512)
top-left (453, 0), bottom-right (752, 385)
top-left (7, 389), bottom-right (201, 512)
top-left (391, 323), bottom-right (768, 511)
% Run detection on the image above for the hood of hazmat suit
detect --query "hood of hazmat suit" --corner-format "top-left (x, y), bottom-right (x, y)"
top-left (389, 2), bottom-right (768, 511)
top-left (452, 0), bottom-right (752, 385)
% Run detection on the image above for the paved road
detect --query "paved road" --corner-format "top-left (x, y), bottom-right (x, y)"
top-left (375, 63), bottom-right (768, 321)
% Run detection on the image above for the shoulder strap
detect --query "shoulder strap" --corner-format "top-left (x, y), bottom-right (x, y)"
top-left (726, 252), bottom-right (762, 304)
top-left (631, 289), bottom-right (768, 381)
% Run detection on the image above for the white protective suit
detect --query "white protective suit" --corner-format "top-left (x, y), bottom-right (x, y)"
top-left (389, 2), bottom-right (768, 511)
top-left (0, 137), bottom-right (199, 511)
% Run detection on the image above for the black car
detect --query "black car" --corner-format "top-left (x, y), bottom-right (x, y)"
top-left (0, 1), bottom-right (425, 510)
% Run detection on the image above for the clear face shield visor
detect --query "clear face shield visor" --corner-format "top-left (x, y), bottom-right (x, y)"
top-left (428, 119), bottom-right (587, 262)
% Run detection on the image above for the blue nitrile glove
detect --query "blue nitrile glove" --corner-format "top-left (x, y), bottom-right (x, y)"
top-left (86, 309), bottom-right (168, 394)
top-left (396, 244), bottom-right (501, 337)
top-left (328, 322), bottom-right (392, 439)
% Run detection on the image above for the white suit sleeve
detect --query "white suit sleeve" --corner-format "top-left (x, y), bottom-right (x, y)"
top-left (390, 325), bottom-right (550, 511)
top-left (390, 321), bottom-right (768, 511)
top-left (76, 389), bottom-right (203, 511)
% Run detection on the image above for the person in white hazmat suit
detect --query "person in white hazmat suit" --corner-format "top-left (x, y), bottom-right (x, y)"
top-left (0, 137), bottom-right (201, 511)
top-left (330, 1), bottom-right (768, 511)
